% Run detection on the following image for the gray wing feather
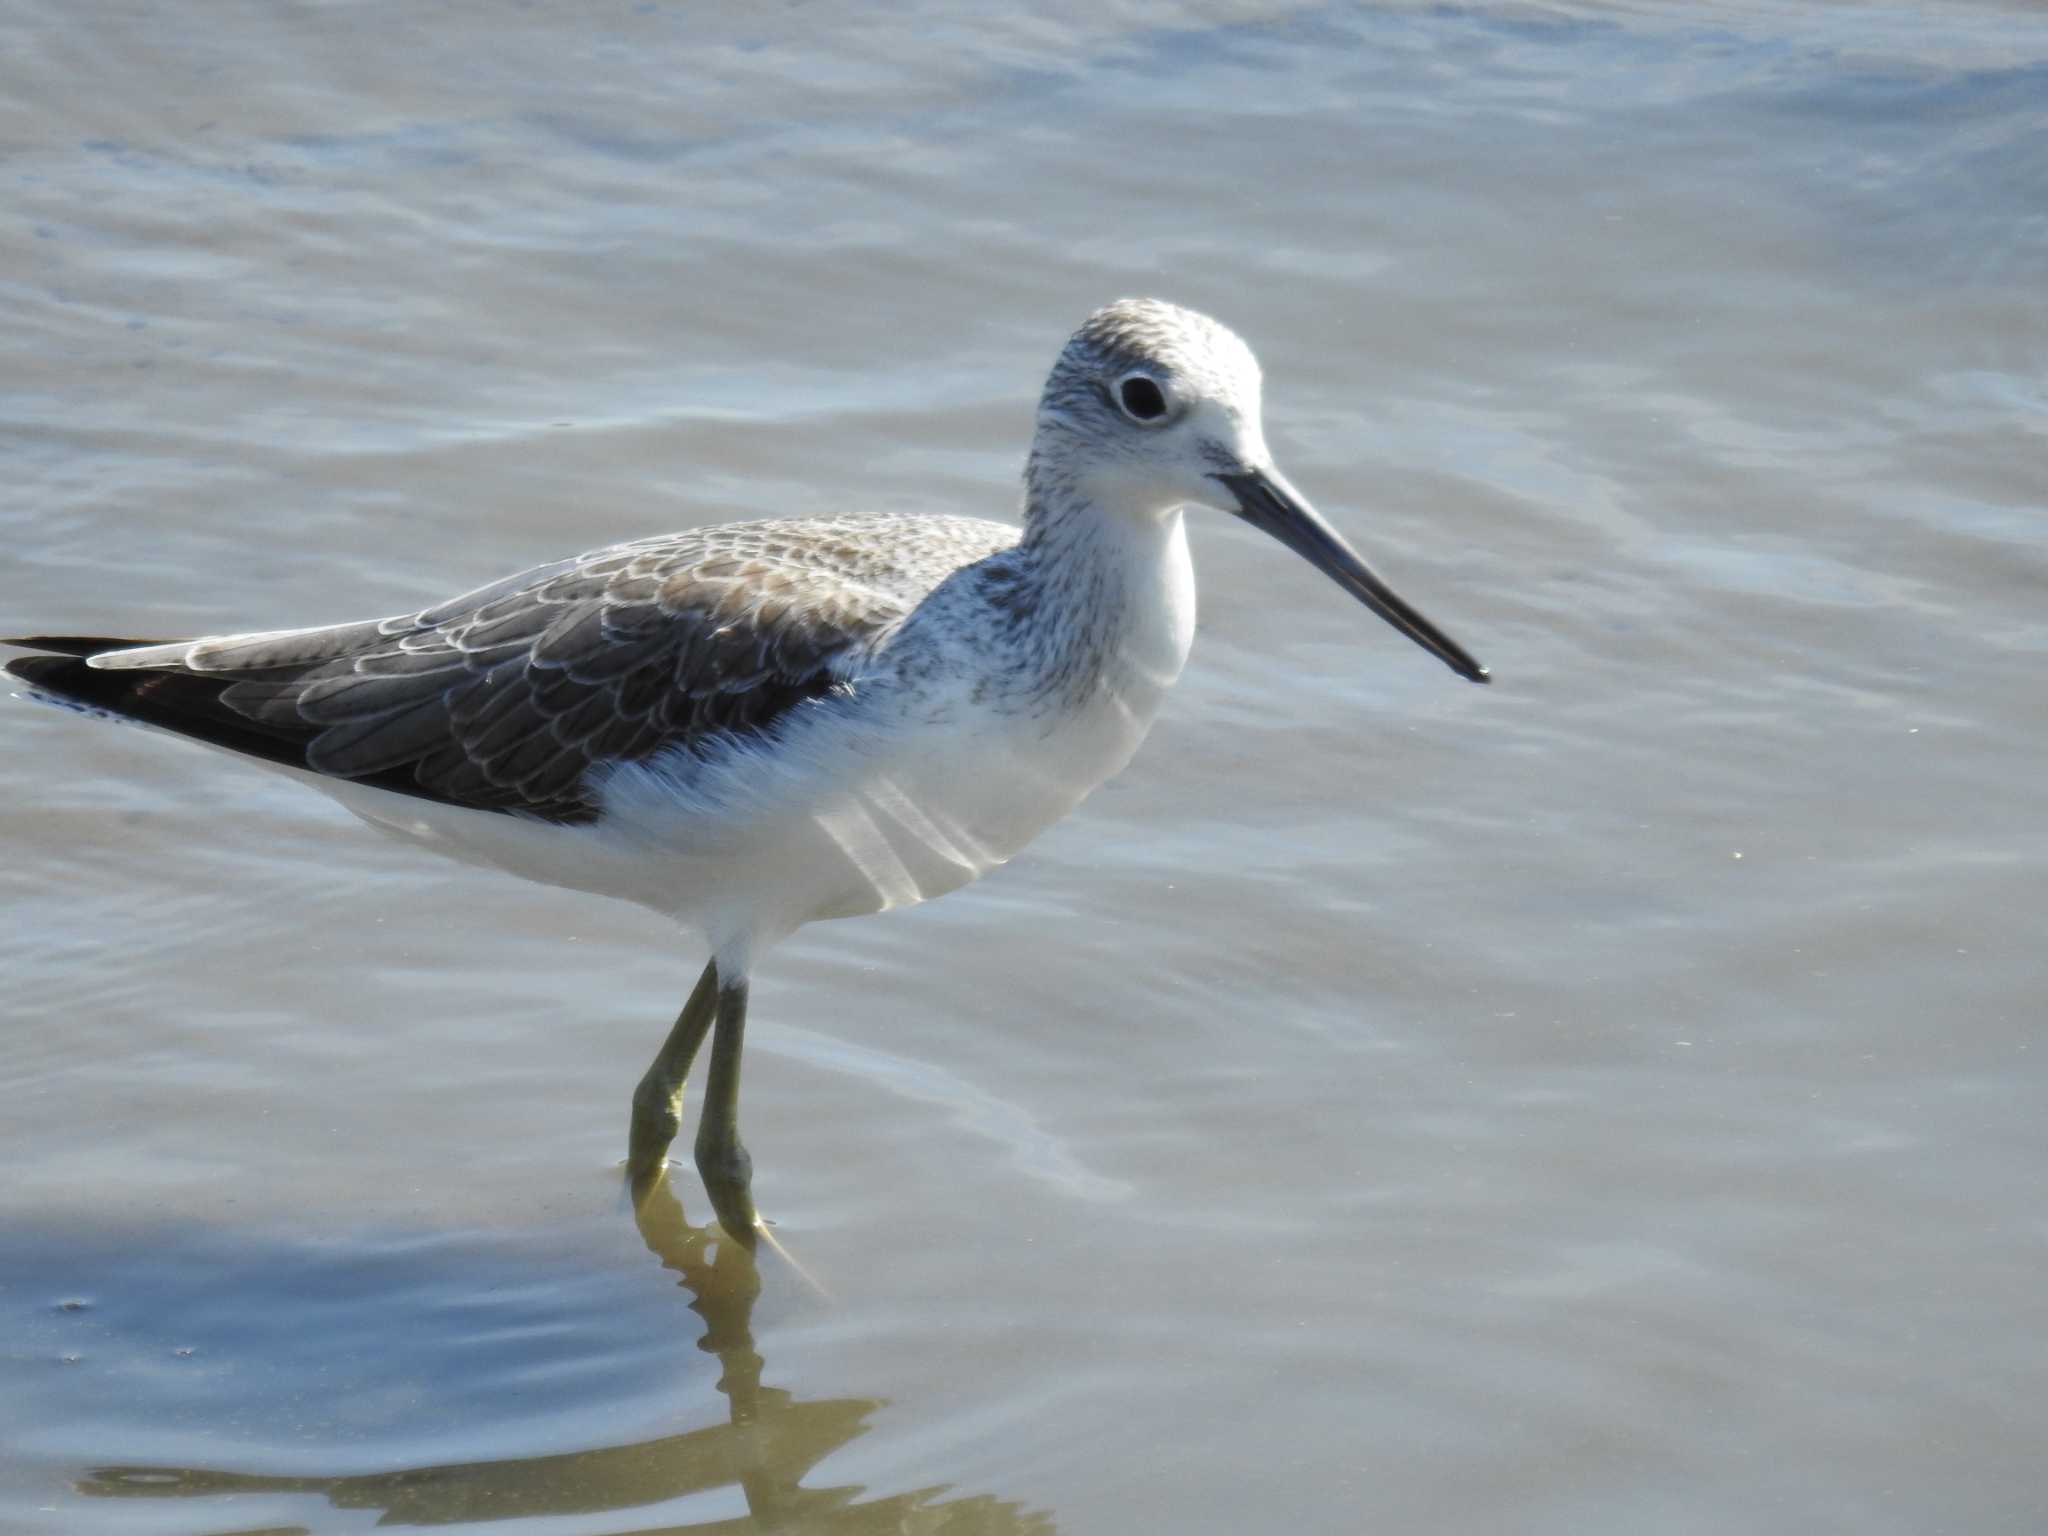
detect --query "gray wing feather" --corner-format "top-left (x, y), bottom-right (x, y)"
top-left (88, 514), bottom-right (1016, 822)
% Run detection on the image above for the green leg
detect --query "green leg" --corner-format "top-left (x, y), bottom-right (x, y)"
top-left (695, 975), bottom-right (759, 1245)
top-left (628, 959), bottom-right (719, 1178)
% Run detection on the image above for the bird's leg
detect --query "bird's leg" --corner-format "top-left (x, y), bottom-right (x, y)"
top-left (628, 959), bottom-right (719, 1180)
top-left (695, 974), bottom-right (759, 1246)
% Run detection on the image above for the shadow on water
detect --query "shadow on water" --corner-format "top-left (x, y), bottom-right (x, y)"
top-left (71, 1175), bottom-right (1053, 1534)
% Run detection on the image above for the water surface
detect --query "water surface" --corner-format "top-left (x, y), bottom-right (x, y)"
top-left (3, 2), bottom-right (2044, 1532)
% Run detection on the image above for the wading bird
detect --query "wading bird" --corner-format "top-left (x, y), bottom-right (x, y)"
top-left (6, 299), bottom-right (1486, 1243)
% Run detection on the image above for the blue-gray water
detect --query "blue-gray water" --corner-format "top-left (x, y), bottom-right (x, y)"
top-left (2, 2), bottom-right (2043, 1532)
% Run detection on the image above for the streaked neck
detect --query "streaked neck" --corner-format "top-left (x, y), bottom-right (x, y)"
top-left (1001, 442), bottom-right (1195, 707)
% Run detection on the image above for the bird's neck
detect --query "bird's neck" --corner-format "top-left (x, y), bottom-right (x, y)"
top-left (1019, 439), bottom-right (1175, 561)
top-left (1000, 444), bottom-right (1197, 707)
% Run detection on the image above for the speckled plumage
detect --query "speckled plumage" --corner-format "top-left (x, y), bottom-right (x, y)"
top-left (5, 298), bottom-right (1484, 1236)
top-left (42, 513), bottom-right (1018, 824)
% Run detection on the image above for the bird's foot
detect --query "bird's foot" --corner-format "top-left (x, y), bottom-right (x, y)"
top-left (628, 1084), bottom-right (683, 1171)
top-left (623, 1151), bottom-right (671, 1211)
top-left (695, 1135), bottom-right (758, 1248)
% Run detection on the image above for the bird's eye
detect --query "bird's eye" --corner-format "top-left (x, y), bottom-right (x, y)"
top-left (1116, 374), bottom-right (1169, 423)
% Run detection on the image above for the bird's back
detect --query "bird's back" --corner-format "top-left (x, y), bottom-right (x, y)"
top-left (5, 512), bottom-right (1021, 827)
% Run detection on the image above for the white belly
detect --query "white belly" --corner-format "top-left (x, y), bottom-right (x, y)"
top-left (588, 651), bottom-right (1177, 945)
top-left (788, 677), bottom-right (1164, 923)
top-left (312, 663), bottom-right (1169, 956)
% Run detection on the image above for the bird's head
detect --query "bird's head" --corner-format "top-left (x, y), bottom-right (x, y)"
top-left (1032, 297), bottom-right (1488, 685)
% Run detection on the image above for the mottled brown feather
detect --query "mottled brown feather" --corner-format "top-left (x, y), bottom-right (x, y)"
top-left (19, 515), bottom-right (1016, 824)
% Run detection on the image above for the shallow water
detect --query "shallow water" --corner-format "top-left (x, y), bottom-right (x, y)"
top-left (3, 1), bottom-right (2044, 1531)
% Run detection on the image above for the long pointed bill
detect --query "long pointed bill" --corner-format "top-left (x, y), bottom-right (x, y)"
top-left (1215, 467), bottom-right (1489, 685)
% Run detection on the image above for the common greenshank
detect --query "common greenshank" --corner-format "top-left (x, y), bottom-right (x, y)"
top-left (6, 299), bottom-right (1487, 1243)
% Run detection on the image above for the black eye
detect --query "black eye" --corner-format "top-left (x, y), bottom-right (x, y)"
top-left (1117, 375), bottom-right (1168, 422)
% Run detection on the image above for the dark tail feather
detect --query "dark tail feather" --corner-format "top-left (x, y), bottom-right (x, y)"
top-left (3, 635), bottom-right (161, 658)
top-left (6, 636), bottom-right (531, 820)
top-left (5, 651), bottom-right (321, 770)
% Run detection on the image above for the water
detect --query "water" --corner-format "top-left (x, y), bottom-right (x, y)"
top-left (2, 2), bottom-right (2043, 1531)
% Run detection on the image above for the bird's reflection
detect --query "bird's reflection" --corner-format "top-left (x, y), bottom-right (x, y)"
top-left (75, 1175), bottom-right (1052, 1533)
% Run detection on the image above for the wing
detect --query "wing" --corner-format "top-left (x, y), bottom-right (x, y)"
top-left (8, 515), bottom-right (1016, 825)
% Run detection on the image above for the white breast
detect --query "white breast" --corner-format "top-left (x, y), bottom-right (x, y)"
top-left (607, 511), bottom-right (1197, 946)
top-left (828, 513), bottom-right (1195, 910)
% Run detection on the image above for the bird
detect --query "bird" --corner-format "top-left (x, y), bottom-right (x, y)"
top-left (5, 298), bottom-right (1487, 1244)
